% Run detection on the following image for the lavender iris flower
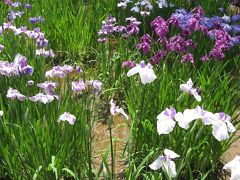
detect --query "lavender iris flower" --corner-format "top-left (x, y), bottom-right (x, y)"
top-left (149, 149), bottom-right (180, 177)
top-left (29, 93), bottom-right (55, 104)
top-left (7, 87), bottom-right (26, 101)
top-left (57, 112), bottom-right (76, 125)
top-left (110, 99), bottom-right (129, 119)
top-left (37, 81), bottom-right (58, 95)
top-left (72, 80), bottom-right (86, 92)
top-left (180, 78), bottom-right (201, 101)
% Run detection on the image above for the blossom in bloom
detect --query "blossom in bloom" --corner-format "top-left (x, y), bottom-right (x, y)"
top-left (150, 49), bottom-right (167, 65)
top-left (181, 53), bottom-right (194, 64)
top-left (25, 4), bottom-right (32, 9)
top-left (29, 93), bottom-right (55, 104)
top-left (11, 2), bottom-right (21, 8)
top-left (136, 34), bottom-right (152, 54)
top-left (109, 99), bottom-right (128, 119)
top-left (222, 14), bottom-right (231, 23)
top-left (37, 81), bottom-right (58, 95)
top-left (175, 106), bottom-right (205, 129)
top-left (180, 78), bottom-right (201, 102)
top-left (36, 49), bottom-right (54, 58)
top-left (57, 112), bottom-right (76, 125)
top-left (202, 112), bottom-right (236, 141)
top-left (86, 80), bottom-right (102, 93)
top-left (157, 107), bottom-right (176, 135)
top-left (122, 60), bottom-right (136, 68)
top-left (27, 80), bottom-right (34, 86)
top-left (151, 16), bottom-right (169, 39)
top-left (72, 80), bottom-right (85, 92)
top-left (45, 65), bottom-right (73, 78)
top-left (117, 0), bottom-right (132, 8)
top-left (29, 16), bottom-right (44, 24)
top-left (8, 10), bottom-right (23, 21)
top-left (127, 61), bottom-right (157, 85)
top-left (7, 87), bottom-right (26, 101)
top-left (76, 66), bottom-right (81, 73)
top-left (0, 111), bottom-right (3, 116)
top-left (14, 53), bottom-right (34, 75)
top-left (223, 156), bottom-right (240, 180)
top-left (149, 149), bottom-right (180, 177)
top-left (124, 16), bottom-right (141, 37)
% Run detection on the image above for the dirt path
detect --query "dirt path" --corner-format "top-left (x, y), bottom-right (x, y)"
top-left (92, 115), bottom-right (130, 178)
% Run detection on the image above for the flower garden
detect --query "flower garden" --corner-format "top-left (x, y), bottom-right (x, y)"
top-left (0, 0), bottom-right (240, 179)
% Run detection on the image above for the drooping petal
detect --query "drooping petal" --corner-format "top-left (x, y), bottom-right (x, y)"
top-left (223, 156), bottom-right (240, 180)
top-left (157, 118), bottom-right (176, 135)
top-left (191, 89), bottom-right (202, 102)
top-left (212, 123), bottom-right (229, 141)
top-left (127, 66), bottom-right (140, 77)
top-left (164, 149), bottom-right (180, 159)
top-left (117, 108), bottom-right (129, 120)
top-left (167, 160), bottom-right (177, 177)
top-left (139, 68), bottom-right (157, 84)
top-left (226, 121), bottom-right (236, 133)
top-left (149, 155), bottom-right (164, 170)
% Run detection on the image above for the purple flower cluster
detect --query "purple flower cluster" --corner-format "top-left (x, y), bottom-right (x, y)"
top-left (132, 6), bottom-right (240, 65)
top-left (0, 54), bottom-right (34, 77)
top-left (8, 10), bottom-right (24, 21)
top-left (136, 34), bottom-right (151, 54)
top-left (201, 29), bottom-right (232, 61)
top-left (45, 65), bottom-right (73, 78)
top-left (72, 80), bottom-right (102, 93)
top-left (150, 49), bottom-right (167, 65)
top-left (97, 15), bottom-right (141, 43)
top-left (1, 1), bottom-right (53, 58)
top-left (29, 16), bottom-right (44, 24)
top-left (151, 16), bottom-right (169, 40)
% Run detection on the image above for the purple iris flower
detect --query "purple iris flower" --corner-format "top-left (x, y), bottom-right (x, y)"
top-left (181, 53), bottom-right (194, 64)
top-left (151, 16), bottom-right (169, 39)
top-left (136, 34), bottom-right (152, 54)
top-left (232, 15), bottom-right (240, 22)
top-left (25, 4), bottom-right (32, 9)
top-left (11, 2), bottom-right (21, 8)
top-left (37, 81), bottom-right (58, 95)
top-left (72, 80), bottom-right (86, 92)
top-left (150, 49), bottom-right (167, 65)
top-left (7, 87), bottom-right (26, 101)
top-left (122, 60), bottom-right (136, 68)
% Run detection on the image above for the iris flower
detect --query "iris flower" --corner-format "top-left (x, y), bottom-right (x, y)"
top-left (180, 78), bottom-right (201, 101)
top-left (7, 88), bottom-right (26, 101)
top-left (57, 112), bottom-right (76, 125)
top-left (157, 107), bottom-right (176, 135)
top-left (202, 112), bottom-right (236, 141)
top-left (127, 60), bottom-right (157, 84)
top-left (223, 156), bottom-right (240, 180)
top-left (175, 106), bottom-right (205, 129)
top-left (29, 93), bottom-right (55, 104)
top-left (149, 149), bottom-right (180, 177)
top-left (110, 99), bottom-right (129, 120)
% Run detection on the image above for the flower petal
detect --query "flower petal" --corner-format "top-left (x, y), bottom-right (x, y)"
top-left (164, 149), bottom-right (180, 159)
top-left (157, 118), bottom-right (176, 135)
top-left (212, 123), bottom-right (229, 141)
top-left (149, 155), bottom-right (164, 170)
